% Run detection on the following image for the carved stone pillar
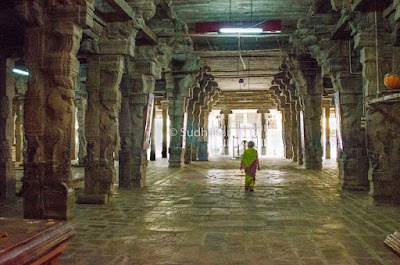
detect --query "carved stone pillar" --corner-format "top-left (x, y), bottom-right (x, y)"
top-left (296, 102), bottom-right (304, 166)
top-left (184, 100), bottom-right (195, 164)
top-left (198, 111), bottom-right (209, 161)
top-left (360, 39), bottom-right (400, 202)
top-left (150, 104), bottom-right (157, 161)
top-left (168, 93), bottom-right (186, 167)
top-left (301, 93), bottom-right (322, 170)
top-left (0, 56), bottom-right (15, 199)
top-left (282, 109), bottom-right (293, 159)
top-left (221, 110), bottom-right (231, 155)
top-left (125, 92), bottom-right (149, 187)
top-left (260, 111), bottom-right (267, 156)
top-left (167, 53), bottom-right (199, 167)
top-left (75, 70), bottom-right (87, 166)
top-left (23, 19), bottom-right (85, 219)
top-left (14, 100), bottom-right (23, 163)
top-left (290, 104), bottom-right (299, 162)
top-left (295, 64), bottom-right (323, 170)
top-left (191, 105), bottom-right (201, 161)
top-left (324, 106), bottom-right (331, 160)
top-left (161, 101), bottom-right (168, 158)
top-left (119, 57), bottom-right (156, 188)
top-left (79, 55), bottom-right (123, 204)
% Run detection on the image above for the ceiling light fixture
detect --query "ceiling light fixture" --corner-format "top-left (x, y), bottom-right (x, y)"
top-left (12, 68), bottom-right (29, 76)
top-left (219, 27), bottom-right (263, 34)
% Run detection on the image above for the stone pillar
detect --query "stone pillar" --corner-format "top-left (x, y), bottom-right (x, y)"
top-left (184, 100), bottom-right (195, 164)
top-left (119, 57), bottom-right (156, 188)
top-left (23, 18), bottom-right (86, 219)
top-left (75, 71), bottom-right (87, 166)
top-left (80, 55), bottom-right (123, 204)
top-left (282, 109), bottom-right (293, 159)
top-left (191, 105), bottom-right (201, 161)
top-left (126, 93), bottom-right (149, 186)
top-left (291, 104), bottom-right (299, 162)
top-left (296, 103), bottom-right (304, 166)
top-left (331, 74), bottom-right (369, 191)
top-left (198, 111), bottom-right (209, 161)
top-left (301, 93), bottom-right (323, 170)
top-left (324, 106), bottom-right (331, 160)
top-left (14, 76), bottom-right (27, 164)
top-left (222, 110), bottom-right (231, 155)
top-left (0, 56), bottom-right (15, 199)
top-left (161, 101), bottom-right (168, 158)
top-left (291, 59), bottom-right (323, 170)
top-left (167, 53), bottom-right (200, 168)
top-left (168, 93), bottom-right (186, 167)
top-left (150, 104), bottom-right (156, 161)
top-left (360, 42), bottom-right (400, 202)
top-left (260, 111), bottom-right (267, 156)
top-left (14, 101), bottom-right (23, 163)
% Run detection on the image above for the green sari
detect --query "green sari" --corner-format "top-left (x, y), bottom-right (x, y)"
top-left (240, 147), bottom-right (259, 191)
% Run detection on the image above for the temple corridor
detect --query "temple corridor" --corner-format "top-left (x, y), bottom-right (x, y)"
top-left (3, 157), bottom-right (400, 264)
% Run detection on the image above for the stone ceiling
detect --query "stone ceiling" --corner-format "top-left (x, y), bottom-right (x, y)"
top-left (172, 0), bottom-right (312, 93)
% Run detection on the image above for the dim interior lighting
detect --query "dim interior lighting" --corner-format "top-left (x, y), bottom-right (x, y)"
top-left (12, 68), bottom-right (29, 76)
top-left (219, 27), bottom-right (263, 34)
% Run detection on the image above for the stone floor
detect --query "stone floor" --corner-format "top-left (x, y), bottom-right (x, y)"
top-left (2, 157), bottom-right (400, 264)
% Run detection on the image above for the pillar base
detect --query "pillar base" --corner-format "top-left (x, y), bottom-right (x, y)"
top-left (84, 161), bottom-right (115, 199)
top-left (169, 147), bottom-right (184, 168)
top-left (23, 163), bottom-right (75, 220)
top-left (224, 146), bottom-right (229, 156)
top-left (303, 160), bottom-right (322, 170)
top-left (150, 152), bottom-right (156, 161)
top-left (191, 145), bottom-right (198, 161)
top-left (77, 194), bottom-right (109, 204)
top-left (184, 146), bottom-right (192, 164)
top-left (129, 178), bottom-right (146, 188)
top-left (339, 156), bottom-right (369, 191)
top-left (261, 146), bottom-right (266, 156)
top-left (198, 141), bottom-right (208, 161)
top-left (0, 161), bottom-right (16, 199)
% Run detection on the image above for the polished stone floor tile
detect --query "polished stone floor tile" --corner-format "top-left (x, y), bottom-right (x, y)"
top-left (1, 157), bottom-right (400, 264)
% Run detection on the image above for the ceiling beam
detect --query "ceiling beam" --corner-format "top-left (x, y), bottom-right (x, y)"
top-left (100, 0), bottom-right (134, 21)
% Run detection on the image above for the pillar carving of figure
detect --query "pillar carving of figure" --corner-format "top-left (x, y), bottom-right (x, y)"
top-left (20, 0), bottom-right (93, 218)
top-left (0, 56), bottom-right (16, 200)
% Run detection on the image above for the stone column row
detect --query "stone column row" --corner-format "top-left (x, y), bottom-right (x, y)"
top-left (0, 55), bottom-right (16, 200)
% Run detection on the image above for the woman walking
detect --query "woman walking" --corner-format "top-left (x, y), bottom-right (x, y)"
top-left (240, 141), bottom-right (260, 191)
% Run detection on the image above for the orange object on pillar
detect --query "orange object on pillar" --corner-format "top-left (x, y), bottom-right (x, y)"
top-left (384, 74), bottom-right (400, 89)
